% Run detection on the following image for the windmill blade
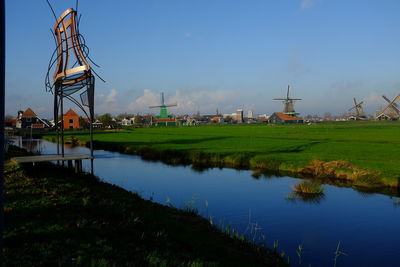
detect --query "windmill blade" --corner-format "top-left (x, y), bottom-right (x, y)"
top-left (273, 98), bottom-right (286, 100)
top-left (160, 92), bottom-right (164, 106)
top-left (387, 94), bottom-right (400, 111)
top-left (390, 105), bottom-right (400, 114)
top-left (377, 97), bottom-right (400, 116)
top-left (379, 103), bottom-right (394, 115)
top-left (357, 101), bottom-right (364, 106)
top-left (348, 106), bottom-right (356, 111)
top-left (382, 95), bottom-right (391, 104)
top-left (149, 105), bottom-right (162, 108)
top-left (287, 85), bottom-right (290, 99)
top-left (353, 98), bottom-right (358, 106)
top-left (387, 95), bottom-right (400, 114)
top-left (383, 95), bottom-right (400, 109)
top-left (290, 98), bottom-right (302, 100)
top-left (165, 103), bottom-right (177, 107)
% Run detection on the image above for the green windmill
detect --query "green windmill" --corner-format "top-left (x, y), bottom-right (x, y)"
top-left (149, 92), bottom-right (177, 118)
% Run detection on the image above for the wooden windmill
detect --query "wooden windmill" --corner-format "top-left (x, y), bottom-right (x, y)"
top-left (348, 98), bottom-right (366, 119)
top-left (375, 94), bottom-right (400, 120)
top-left (149, 92), bottom-right (177, 119)
top-left (273, 85), bottom-right (302, 116)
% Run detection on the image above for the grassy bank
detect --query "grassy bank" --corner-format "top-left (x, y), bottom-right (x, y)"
top-left (43, 121), bottom-right (400, 188)
top-left (4, 146), bottom-right (285, 266)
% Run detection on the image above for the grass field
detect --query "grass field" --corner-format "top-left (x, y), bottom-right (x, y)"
top-left (5, 146), bottom-right (285, 266)
top-left (45, 121), bottom-right (400, 187)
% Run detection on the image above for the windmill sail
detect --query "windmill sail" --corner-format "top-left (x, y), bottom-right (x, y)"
top-left (273, 85), bottom-right (302, 116)
top-left (149, 92), bottom-right (177, 118)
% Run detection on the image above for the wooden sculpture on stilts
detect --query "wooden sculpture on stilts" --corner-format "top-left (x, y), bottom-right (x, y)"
top-left (45, 0), bottom-right (104, 174)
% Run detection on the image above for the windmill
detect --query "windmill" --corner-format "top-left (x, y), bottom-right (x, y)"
top-left (273, 85), bottom-right (302, 116)
top-left (375, 94), bottom-right (400, 120)
top-left (149, 92), bottom-right (177, 119)
top-left (348, 98), bottom-right (365, 119)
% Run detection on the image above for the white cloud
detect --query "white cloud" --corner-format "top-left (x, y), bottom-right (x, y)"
top-left (127, 89), bottom-right (161, 111)
top-left (301, 0), bottom-right (315, 9)
top-left (106, 89), bottom-right (117, 103)
top-left (94, 89), bottom-right (121, 115)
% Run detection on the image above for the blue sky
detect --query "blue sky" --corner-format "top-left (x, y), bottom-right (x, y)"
top-left (5, 0), bottom-right (400, 118)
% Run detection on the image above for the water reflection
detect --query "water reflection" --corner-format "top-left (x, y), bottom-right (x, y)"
top-left (286, 192), bottom-right (325, 204)
top-left (11, 137), bottom-right (43, 154)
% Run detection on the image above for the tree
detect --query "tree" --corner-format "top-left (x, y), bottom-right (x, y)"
top-left (78, 116), bottom-right (86, 128)
top-left (143, 114), bottom-right (154, 125)
top-left (98, 113), bottom-right (115, 127)
top-left (133, 114), bottom-right (143, 124)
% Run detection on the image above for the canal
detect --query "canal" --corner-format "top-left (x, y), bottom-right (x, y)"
top-left (16, 138), bottom-right (400, 267)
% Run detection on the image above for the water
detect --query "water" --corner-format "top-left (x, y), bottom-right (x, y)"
top-left (16, 138), bottom-right (400, 267)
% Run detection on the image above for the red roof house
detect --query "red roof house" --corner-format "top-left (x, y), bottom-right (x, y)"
top-left (268, 112), bottom-right (303, 124)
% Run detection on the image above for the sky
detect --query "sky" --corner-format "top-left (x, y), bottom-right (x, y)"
top-left (5, 0), bottom-right (400, 118)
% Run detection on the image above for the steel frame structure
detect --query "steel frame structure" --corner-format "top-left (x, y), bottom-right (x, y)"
top-left (46, 5), bottom-right (102, 174)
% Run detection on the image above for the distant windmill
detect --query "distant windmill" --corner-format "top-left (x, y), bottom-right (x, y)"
top-left (149, 92), bottom-right (177, 119)
top-left (348, 98), bottom-right (365, 119)
top-left (273, 85), bottom-right (302, 116)
top-left (376, 94), bottom-right (400, 119)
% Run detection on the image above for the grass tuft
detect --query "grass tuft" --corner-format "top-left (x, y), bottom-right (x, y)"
top-left (293, 181), bottom-right (324, 194)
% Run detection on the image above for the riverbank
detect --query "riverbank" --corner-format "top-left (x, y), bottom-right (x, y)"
top-left (43, 122), bottom-right (400, 188)
top-left (4, 146), bottom-right (285, 266)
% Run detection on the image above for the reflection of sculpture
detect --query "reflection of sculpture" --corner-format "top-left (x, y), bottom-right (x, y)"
top-left (45, 1), bottom-right (103, 173)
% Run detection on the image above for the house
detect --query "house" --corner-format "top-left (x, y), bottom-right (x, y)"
top-left (81, 118), bottom-right (104, 129)
top-left (92, 120), bottom-right (104, 129)
top-left (268, 112), bottom-right (303, 124)
top-left (211, 115), bottom-right (224, 123)
top-left (63, 109), bottom-right (80, 129)
top-left (185, 117), bottom-right (197, 126)
top-left (16, 108), bottom-right (51, 129)
top-left (121, 118), bottom-right (133, 126)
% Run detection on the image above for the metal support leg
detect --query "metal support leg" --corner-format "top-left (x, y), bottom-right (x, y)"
top-left (54, 87), bottom-right (59, 165)
top-left (74, 160), bottom-right (79, 173)
top-left (60, 88), bottom-right (64, 158)
top-left (89, 78), bottom-right (95, 176)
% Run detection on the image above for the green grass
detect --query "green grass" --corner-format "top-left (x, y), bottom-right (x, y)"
top-left (43, 121), bottom-right (400, 187)
top-left (4, 146), bottom-right (285, 266)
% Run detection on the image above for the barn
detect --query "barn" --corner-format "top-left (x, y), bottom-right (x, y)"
top-left (268, 112), bottom-right (303, 124)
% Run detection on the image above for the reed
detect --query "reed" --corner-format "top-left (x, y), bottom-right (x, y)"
top-left (333, 241), bottom-right (347, 267)
top-left (293, 181), bottom-right (324, 194)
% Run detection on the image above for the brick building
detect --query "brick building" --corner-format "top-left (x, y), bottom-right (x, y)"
top-left (63, 109), bottom-right (80, 129)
